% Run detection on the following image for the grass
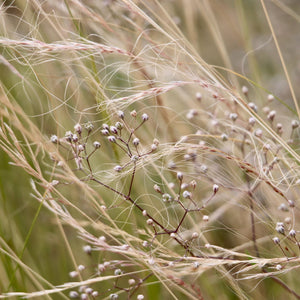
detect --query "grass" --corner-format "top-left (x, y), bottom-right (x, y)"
top-left (0, 0), bottom-right (299, 299)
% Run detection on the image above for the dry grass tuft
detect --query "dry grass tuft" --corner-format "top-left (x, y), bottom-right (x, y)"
top-left (0, 0), bottom-right (299, 299)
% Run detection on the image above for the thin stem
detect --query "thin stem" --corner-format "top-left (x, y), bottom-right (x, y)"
top-left (175, 210), bottom-right (188, 233)
top-left (91, 177), bottom-right (195, 256)
top-left (269, 276), bottom-right (300, 299)
top-left (127, 162), bottom-right (136, 197)
top-left (248, 190), bottom-right (260, 258)
top-left (128, 273), bottom-right (153, 298)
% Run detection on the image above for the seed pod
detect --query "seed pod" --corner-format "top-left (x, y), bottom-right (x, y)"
top-left (213, 184), bottom-right (219, 193)
top-left (115, 121), bottom-right (123, 130)
top-left (50, 135), bottom-right (58, 143)
top-left (102, 123), bottom-right (109, 130)
top-left (108, 136), bottom-right (116, 143)
top-left (133, 138), bottom-right (140, 146)
top-left (142, 113), bottom-right (149, 121)
top-left (74, 123), bottom-right (82, 134)
top-left (114, 165), bottom-right (122, 172)
top-left (203, 215), bottom-right (209, 222)
top-left (147, 219), bottom-right (153, 225)
top-left (182, 190), bottom-right (191, 199)
top-left (196, 92), bottom-right (202, 101)
top-left (192, 232), bottom-right (199, 239)
top-left (85, 122), bottom-right (94, 132)
top-left (110, 126), bottom-right (118, 134)
top-left (130, 110), bottom-right (137, 117)
top-left (289, 229), bottom-right (296, 238)
top-left (242, 86), bottom-right (248, 95)
top-left (118, 110), bottom-right (125, 119)
top-left (292, 120), bottom-right (299, 129)
top-left (93, 141), bottom-right (101, 149)
top-left (177, 171), bottom-right (183, 181)
top-left (229, 113), bottom-right (238, 121)
top-left (153, 184), bottom-right (161, 193)
top-left (267, 110), bottom-right (276, 122)
top-left (249, 117), bottom-right (256, 126)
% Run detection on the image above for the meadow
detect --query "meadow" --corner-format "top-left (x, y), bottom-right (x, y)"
top-left (0, 0), bottom-right (299, 299)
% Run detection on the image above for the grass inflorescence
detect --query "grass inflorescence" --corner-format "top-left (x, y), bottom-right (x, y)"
top-left (0, 1), bottom-right (299, 299)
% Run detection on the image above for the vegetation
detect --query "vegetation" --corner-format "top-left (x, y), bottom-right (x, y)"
top-left (0, 0), bottom-right (299, 299)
